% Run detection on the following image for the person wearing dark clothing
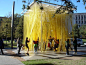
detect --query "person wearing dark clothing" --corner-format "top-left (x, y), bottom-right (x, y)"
top-left (65, 39), bottom-right (70, 55)
top-left (48, 36), bottom-right (53, 50)
top-left (54, 42), bottom-right (57, 51)
top-left (73, 38), bottom-right (77, 54)
top-left (0, 38), bottom-right (4, 55)
top-left (18, 38), bottom-right (22, 54)
top-left (25, 37), bottom-right (30, 55)
top-left (54, 39), bottom-right (59, 51)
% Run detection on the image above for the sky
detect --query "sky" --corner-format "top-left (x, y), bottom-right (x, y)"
top-left (0, 0), bottom-right (86, 17)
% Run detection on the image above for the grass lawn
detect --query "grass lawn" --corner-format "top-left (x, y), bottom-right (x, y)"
top-left (22, 57), bottom-right (86, 65)
top-left (82, 39), bottom-right (86, 44)
top-left (22, 59), bottom-right (54, 65)
top-left (3, 40), bottom-right (17, 48)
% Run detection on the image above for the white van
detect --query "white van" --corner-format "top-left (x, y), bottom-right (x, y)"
top-left (69, 38), bottom-right (83, 47)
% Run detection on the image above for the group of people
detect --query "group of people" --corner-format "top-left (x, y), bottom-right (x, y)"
top-left (48, 36), bottom-right (59, 51)
top-left (0, 36), bottom-right (77, 56)
top-left (65, 38), bottom-right (77, 55)
top-left (17, 37), bottom-right (30, 55)
top-left (17, 37), bottom-right (39, 55)
top-left (48, 36), bottom-right (77, 55)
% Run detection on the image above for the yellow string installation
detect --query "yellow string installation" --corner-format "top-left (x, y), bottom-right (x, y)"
top-left (23, 2), bottom-right (73, 52)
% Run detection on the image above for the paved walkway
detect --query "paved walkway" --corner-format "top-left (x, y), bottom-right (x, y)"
top-left (12, 49), bottom-right (86, 60)
top-left (0, 48), bottom-right (86, 65)
top-left (0, 49), bottom-right (24, 65)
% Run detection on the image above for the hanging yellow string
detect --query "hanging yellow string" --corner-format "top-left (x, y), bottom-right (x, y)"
top-left (23, 2), bottom-right (73, 52)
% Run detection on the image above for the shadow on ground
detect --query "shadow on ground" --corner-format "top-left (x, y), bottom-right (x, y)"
top-left (0, 52), bottom-right (26, 57)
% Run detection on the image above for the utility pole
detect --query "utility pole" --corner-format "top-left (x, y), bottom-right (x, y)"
top-left (11, 1), bottom-right (15, 49)
top-left (6, 24), bottom-right (8, 46)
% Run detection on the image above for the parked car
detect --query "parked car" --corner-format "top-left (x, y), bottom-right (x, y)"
top-left (69, 38), bottom-right (83, 47)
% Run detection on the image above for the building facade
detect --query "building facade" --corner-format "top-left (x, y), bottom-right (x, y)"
top-left (72, 13), bottom-right (86, 27)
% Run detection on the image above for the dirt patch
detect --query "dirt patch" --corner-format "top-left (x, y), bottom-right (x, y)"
top-left (6, 50), bottom-right (25, 61)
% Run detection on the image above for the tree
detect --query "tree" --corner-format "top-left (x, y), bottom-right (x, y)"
top-left (15, 15), bottom-right (24, 38)
top-left (79, 25), bottom-right (86, 38)
top-left (72, 24), bottom-right (80, 38)
top-left (0, 17), bottom-right (11, 39)
top-left (13, 14), bottom-right (22, 38)
top-left (22, 0), bottom-right (76, 15)
top-left (0, 13), bottom-right (24, 39)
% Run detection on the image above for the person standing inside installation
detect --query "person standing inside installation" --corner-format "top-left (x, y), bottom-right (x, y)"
top-left (48, 36), bottom-right (53, 50)
top-left (25, 37), bottom-right (30, 55)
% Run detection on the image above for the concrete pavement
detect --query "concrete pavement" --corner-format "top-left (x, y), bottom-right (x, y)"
top-left (0, 47), bottom-right (86, 65)
top-left (12, 48), bottom-right (86, 60)
top-left (0, 49), bottom-right (24, 65)
top-left (0, 55), bottom-right (24, 65)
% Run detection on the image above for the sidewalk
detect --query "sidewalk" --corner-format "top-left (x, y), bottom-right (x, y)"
top-left (0, 49), bottom-right (24, 65)
top-left (1, 48), bottom-right (86, 65)
top-left (12, 49), bottom-right (86, 61)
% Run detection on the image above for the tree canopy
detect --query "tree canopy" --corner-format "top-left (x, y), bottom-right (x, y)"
top-left (0, 13), bottom-right (23, 39)
top-left (22, 0), bottom-right (86, 14)
top-left (79, 25), bottom-right (86, 38)
top-left (72, 24), bottom-right (86, 38)
top-left (72, 24), bottom-right (80, 38)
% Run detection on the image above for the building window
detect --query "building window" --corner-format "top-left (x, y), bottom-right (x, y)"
top-left (81, 15), bottom-right (83, 20)
top-left (82, 21), bottom-right (83, 24)
top-left (78, 15), bottom-right (80, 20)
top-left (84, 21), bottom-right (86, 24)
top-left (84, 15), bottom-right (86, 21)
top-left (76, 15), bottom-right (77, 20)
top-left (79, 21), bottom-right (80, 24)
top-left (76, 21), bottom-right (77, 24)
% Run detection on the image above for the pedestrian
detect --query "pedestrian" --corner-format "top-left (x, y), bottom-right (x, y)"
top-left (18, 38), bottom-right (22, 54)
top-left (54, 39), bottom-right (59, 51)
top-left (0, 38), bottom-right (4, 55)
top-left (48, 36), bottom-right (53, 50)
top-left (25, 37), bottom-right (30, 55)
top-left (33, 40), bottom-right (38, 52)
top-left (65, 39), bottom-right (70, 55)
top-left (73, 38), bottom-right (77, 54)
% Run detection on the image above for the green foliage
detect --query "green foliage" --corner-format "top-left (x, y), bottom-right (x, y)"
top-left (22, 59), bottom-right (53, 65)
top-left (27, 6), bottom-right (30, 10)
top-left (79, 25), bottom-right (86, 38)
top-left (3, 40), bottom-right (17, 48)
top-left (21, 0), bottom-right (86, 11)
top-left (72, 24), bottom-right (80, 38)
top-left (0, 13), bottom-right (24, 39)
top-left (82, 39), bottom-right (86, 44)
top-left (72, 24), bottom-right (86, 38)
top-left (22, 58), bottom-right (86, 65)
top-left (15, 15), bottom-right (24, 38)
top-left (0, 17), bottom-right (11, 38)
